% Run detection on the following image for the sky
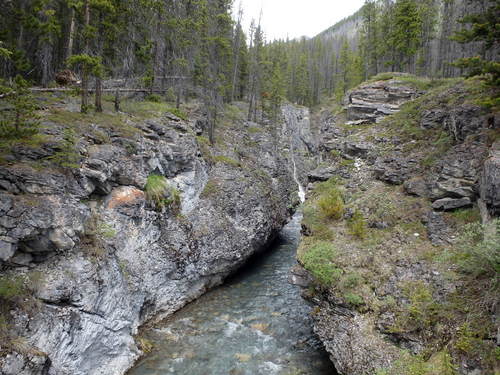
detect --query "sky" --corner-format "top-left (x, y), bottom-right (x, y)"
top-left (234, 0), bottom-right (365, 41)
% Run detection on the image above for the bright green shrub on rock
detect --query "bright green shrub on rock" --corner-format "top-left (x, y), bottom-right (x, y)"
top-left (301, 241), bottom-right (342, 286)
top-left (348, 210), bottom-right (367, 239)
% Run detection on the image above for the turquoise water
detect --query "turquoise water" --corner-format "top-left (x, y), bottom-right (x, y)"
top-left (128, 213), bottom-right (336, 375)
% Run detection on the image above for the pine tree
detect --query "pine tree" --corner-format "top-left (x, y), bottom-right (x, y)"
top-left (452, 0), bottom-right (500, 86)
top-left (390, 0), bottom-right (423, 71)
top-left (0, 75), bottom-right (39, 139)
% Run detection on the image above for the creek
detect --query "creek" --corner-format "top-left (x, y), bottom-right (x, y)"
top-left (128, 213), bottom-right (336, 375)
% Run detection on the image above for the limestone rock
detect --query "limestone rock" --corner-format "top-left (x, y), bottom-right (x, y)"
top-left (345, 79), bottom-right (422, 123)
top-left (480, 143), bottom-right (500, 215)
top-left (431, 197), bottom-right (472, 211)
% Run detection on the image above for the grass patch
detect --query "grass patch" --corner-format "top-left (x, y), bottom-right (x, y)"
top-left (377, 350), bottom-right (457, 375)
top-left (201, 179), bottom-right (220, 198)
top-left (166, 107), bottom-right (188, 121)
top-left (144, 174), bottom-right (181, 211)
top-left (344, 292), bottom-right (364, 306)
top-left (247, 126), bottom-right (263, 134)
top-left (213, 155), bottom-right (241, 168)
top-left (445, 207), bottom-right (481, 226)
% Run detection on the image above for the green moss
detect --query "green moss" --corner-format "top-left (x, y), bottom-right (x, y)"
top-left (380, 350), bottom-right (458, 375)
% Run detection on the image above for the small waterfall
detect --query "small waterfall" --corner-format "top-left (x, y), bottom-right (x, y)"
top-left (291, 144), bottom-right (306, 203)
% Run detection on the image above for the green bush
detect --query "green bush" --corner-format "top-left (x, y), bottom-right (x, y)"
top-left (145, 175), bottom-right (168, 205)
top-left (145, 94), bottom-right (162, 103)
top-left (201, 179), bottom-right (219, 198)
top-left (318, 187), bottom-right (344, 220)
top-left (348, 210), bottom-right (367, 239)
top-left (301, 241), bottom-right (342, 286)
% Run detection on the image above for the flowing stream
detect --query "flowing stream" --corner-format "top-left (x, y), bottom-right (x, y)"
top-left (127, 213), bottom-right (336, 375)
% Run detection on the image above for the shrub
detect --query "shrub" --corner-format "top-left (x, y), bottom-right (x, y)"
top-left (83, 212), bottom-right (117, 258)
top-left (399, 281), bottom-right (439, 331)
top-left (145, 94), bottom-right (162, 103)
top-left (341, 272), bottom-right (363, 289)
top-left (317, 187), bottom-right (344, 220)
top-left (348, 210), bottom-right (367, 239)
top-left (301, 241), bottom-right (342, 286)
top-left (165, 87), bottom-right (176, 102)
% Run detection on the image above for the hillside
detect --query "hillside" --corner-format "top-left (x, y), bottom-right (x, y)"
top-left (299, 74), bottom-right (499, 375)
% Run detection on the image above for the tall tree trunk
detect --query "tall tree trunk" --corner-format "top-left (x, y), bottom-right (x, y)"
top-left (81, 69), bottom-right (88, 113)
top-left (95, 77), bottom-right (102, 112)
top-left (65, 6), bottom-right (76, 64)
top-left (84, 0), bottom-right (90, 52)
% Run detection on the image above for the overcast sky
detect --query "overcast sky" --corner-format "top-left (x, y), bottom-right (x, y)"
top-left (234, 0), bottom-right (365, 41)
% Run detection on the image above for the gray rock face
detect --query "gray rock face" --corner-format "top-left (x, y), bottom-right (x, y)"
top-left (345, 79), bottom-right (422, 123)
top-left (374, 154), bottom-right (420, 185)
top-left (480, 142), bottom-right (500, 215)
top-left (0, 105), bottom-right (310, 375)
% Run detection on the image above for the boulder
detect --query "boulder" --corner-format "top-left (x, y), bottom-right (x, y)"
top-left (308, 166), bottom-right (337, 182)
top-left (432, 197), bottom-right (472, 211)
top-left (404, 177), bottom-right (429, 197)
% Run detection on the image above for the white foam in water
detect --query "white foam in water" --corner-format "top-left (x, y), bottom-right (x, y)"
top-left (224, 321), bottom-right (240, 337)
top-left (261, 361), bottom-right (283, 374)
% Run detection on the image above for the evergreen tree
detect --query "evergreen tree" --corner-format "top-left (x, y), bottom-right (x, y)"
top-left (0, 75), bottom-right (39, 139)
top-left (452, 0), bottom-right (500, 85)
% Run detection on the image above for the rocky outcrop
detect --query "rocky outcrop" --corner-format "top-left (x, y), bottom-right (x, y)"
top-left (0, 103), bottom-right (309, 375)
top-left (345, 78), bottom-right (422, 123)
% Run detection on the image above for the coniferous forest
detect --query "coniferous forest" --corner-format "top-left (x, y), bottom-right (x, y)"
top-left (1, 0), bottom-right (498, 124)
